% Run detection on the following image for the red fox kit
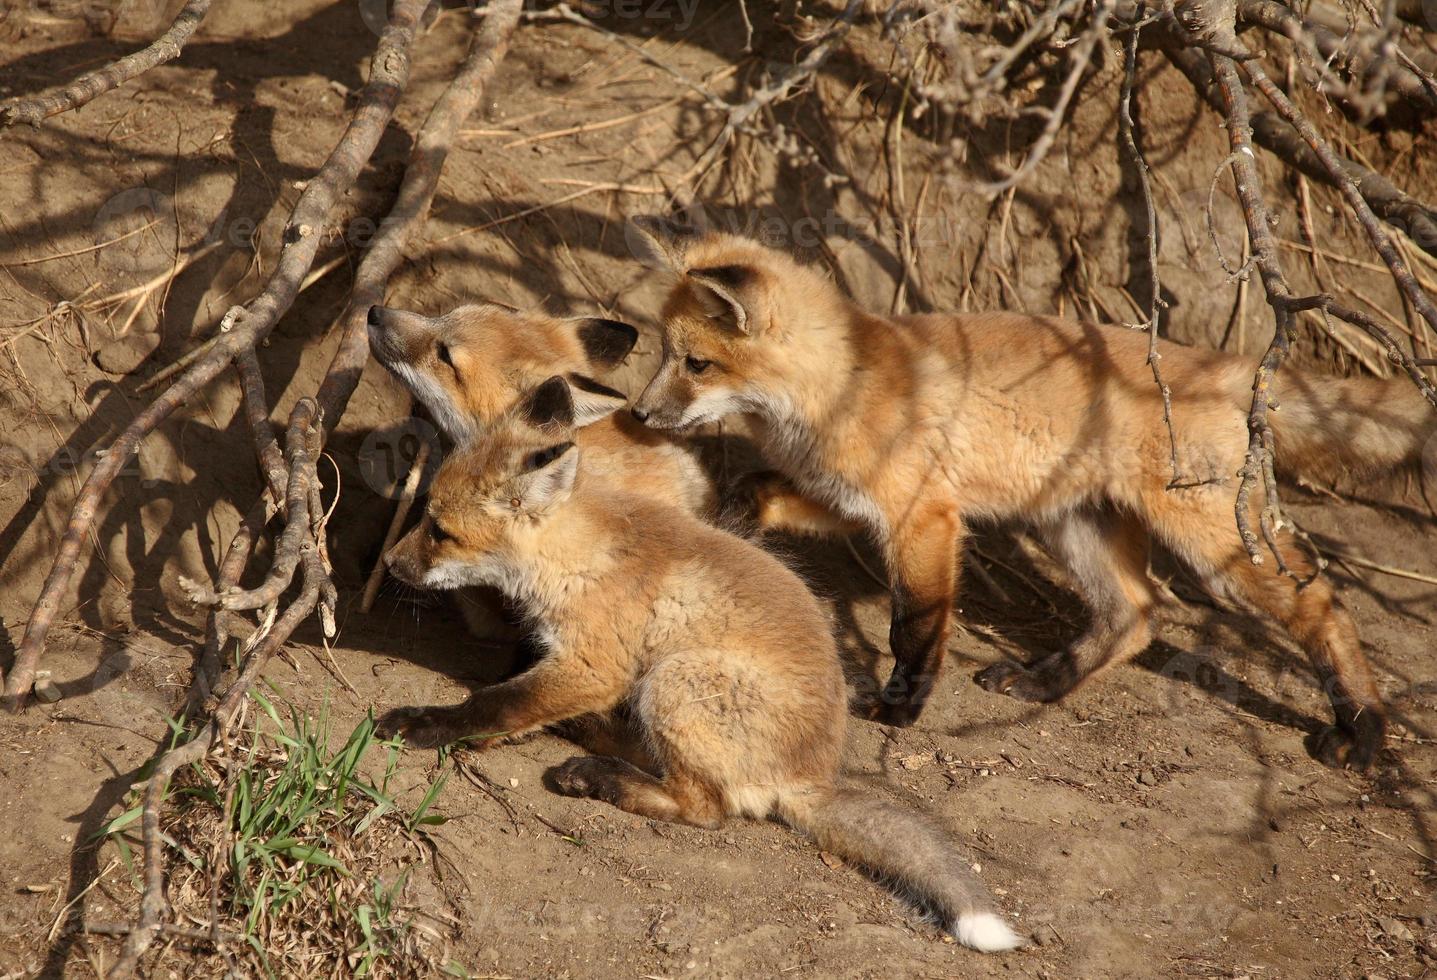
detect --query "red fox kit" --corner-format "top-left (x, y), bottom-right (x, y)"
top-left (366, 302), bottom-right (713, 515)
top-left (367, 302), bottom-right (714, 639)
top-left (627, 216), bottom-right (1435, 769)
top-left (379, 377), bottom-right (1025, 953)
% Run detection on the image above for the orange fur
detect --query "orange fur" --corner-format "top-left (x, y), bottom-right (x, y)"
top-left (377, 379), bottom-right (1024, 952)
top-left (625, 217), bottom-right (1430, 768)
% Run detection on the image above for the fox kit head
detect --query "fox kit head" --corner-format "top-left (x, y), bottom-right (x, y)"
top-left (385, 374), bottom-right (628, 591)
top-left (627, 215), bottom-right (845, 430)
top-left (367, 302), bottom-right (639, 442)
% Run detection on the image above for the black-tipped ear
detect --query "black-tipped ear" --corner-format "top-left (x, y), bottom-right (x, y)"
top-left (688, 264), bottom-right (759, 334)
top-left (628, 214), bottom-right (705, 271)
top-left (566, 373), bottom-right (629, 427)
top-left (574, 318), bottom-right (639, 369)
top-left (521, 376), bottom-right (576, 429)
top-left (525, 441), bottom-right (575, 472)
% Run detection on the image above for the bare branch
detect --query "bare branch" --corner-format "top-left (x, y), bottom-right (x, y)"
top-left (968, 1), bottom-right (1115, 194)
top-left (2, 0), bottom-right (435, 708)
top-left (96, 7), bottom-right (525, 972)
top-left (1161, 41), bottom-right (1437, 259)
top-left (1237, 0), bottom-right (1437, 114)
top-left (1242, 61), bottom-right (1437, 337)
top-left (1198, 4), bottom-right (1313, 566)
top-left (0, 0), bottom-right (213, 127)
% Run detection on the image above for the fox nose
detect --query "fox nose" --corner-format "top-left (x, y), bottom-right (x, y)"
top-left (631, 405), bottom-right (650, 423)
top-left (367, 305), bottom-right (384, 327)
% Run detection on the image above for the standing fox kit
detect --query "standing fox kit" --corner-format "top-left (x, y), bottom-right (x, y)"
top-left (379, 378), bottom-right (1024, 953)
top-left (628, 216), bottom-right (1435, 769)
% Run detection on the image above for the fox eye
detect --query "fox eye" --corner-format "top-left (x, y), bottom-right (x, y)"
top-left (436, 342), bottom-right (455, 369)
top-left (685, 355), bottom-right (712, 374)
top-left (429, 520), bottom-right (454, 545)
top-left (526, 442), bottom-right (573, 471)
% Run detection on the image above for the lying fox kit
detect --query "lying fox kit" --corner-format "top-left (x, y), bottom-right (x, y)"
top-left (367, 302), bottom-right (714, 640)
top-left (379, 377), bottom-right (1024, 953)
top-left (627, 216), bottom-right (1436, 769)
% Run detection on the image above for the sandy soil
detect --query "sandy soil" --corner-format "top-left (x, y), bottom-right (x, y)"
top-left (0, 2), bottom-right (1434, 977)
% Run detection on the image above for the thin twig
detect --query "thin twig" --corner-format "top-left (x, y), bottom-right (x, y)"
top-left (1116, 3), bottom-right (1181, 487)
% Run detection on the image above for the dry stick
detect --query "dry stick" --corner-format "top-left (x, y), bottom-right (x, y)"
top-left (180, 405), bottom-right (318, 611)
top-left (552, 0), bottom-right (859, 192)
top-left (1328, 549), bottom-right (1437, 587)
top-left (184, 497), bottom-right (270, 715)
top-left (109, 507), bottom-right (327, 979)
top-left (1209, 48), bottom-right (1320, 571)
top-left (1, 0), bottom-right (434, 707)
top-left (2, 219), bottom-right (161, 268)
top-left (177, 351), bottom-right (290, 708)
top-left (1244, 63), bottom-right (1437, 339)
top-left (1117, 5), bottom-right (1182, 487)
top-left (360, 439), bottom-right (431, 614)
top-left (1161, 42), bottom-right (1437, 259)
top-left (1324, 301), bottom-right (1437, 409)
top-left (500, 62), bottom-right (741, 148)
top-left (0, 0), bottom-right (213, 127)
top-left (315, 0), bottom-right (523, 440)
top-left (137, 255), bottom-right (348, 394)
top-left (144, 15), bottom-right (524, 965)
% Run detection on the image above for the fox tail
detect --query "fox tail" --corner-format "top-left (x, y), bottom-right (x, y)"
top-left (776, 786), bottom-right (1024, 953)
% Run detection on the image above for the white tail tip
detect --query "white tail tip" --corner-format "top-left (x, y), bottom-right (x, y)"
top-left (953, 912), bottom-right (1025, 953)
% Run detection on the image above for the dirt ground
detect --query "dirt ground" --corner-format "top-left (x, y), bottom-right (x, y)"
top-left (1, 1), bottom-right (1435, 977)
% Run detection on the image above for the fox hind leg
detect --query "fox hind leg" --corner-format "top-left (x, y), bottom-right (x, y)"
top-left (976, 508), bottom-right (1157, 702)
top-left (1150, 494), bottom-right (1385, 770)
top-left (546, 756), bottom-right (725, 828)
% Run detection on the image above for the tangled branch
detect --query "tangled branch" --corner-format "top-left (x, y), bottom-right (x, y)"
top-left (101, 4), bottom-right (523, 972)
top-left (1, 0), bottom-right (435, 707)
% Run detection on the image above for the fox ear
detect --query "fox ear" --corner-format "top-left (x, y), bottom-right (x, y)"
top-left (688, 264), bottom-right (764, 335)
top-left (570, 317), bottom-right (639, 369)
top-left (565, 374), bottom-right (628, 427)
top-left (514, 440), bottom-right (579, 509)
top-left (628, 214), bottom-right (705, 272)
top-left (520, 376), bottom-right (576, 429)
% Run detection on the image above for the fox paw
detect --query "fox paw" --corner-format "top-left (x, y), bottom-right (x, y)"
top-left (376, 706), bottom-right (466, 749)
top-left (864, 700), bottom-right (920, 728)
top-left (974, 659), bottom-right (1065, 703)
top-left (547, 756), bottom-right (604, 798)
top-left (1307, 724), bottom-right (1380, 771)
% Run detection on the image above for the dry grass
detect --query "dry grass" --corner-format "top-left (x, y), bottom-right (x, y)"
top-left (98, 692), bottom-right (462, 978)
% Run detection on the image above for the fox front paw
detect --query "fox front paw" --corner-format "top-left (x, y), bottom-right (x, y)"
top-left (547, 756), bottom-right (604, 798)
top-left (1307, 720), bottom-right (1382, 772)
top-left (376, 705), bottom-right (471, 749)
top-left (863, 699), bottom-right (920, 728)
